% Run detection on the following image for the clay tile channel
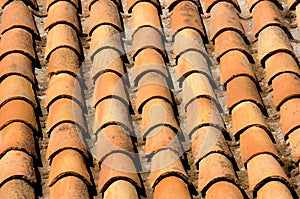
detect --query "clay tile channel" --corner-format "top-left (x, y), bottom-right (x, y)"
top-left (126, 0), bottom-right (161, 14)
top-left (204, 0), bottom-right (241, 13)
top-left (0, 0), bottom-right (38, 10)
top-left (0, 1), bottom-right (39, 38)
top-left (46, 0), bottom-right (80, 12)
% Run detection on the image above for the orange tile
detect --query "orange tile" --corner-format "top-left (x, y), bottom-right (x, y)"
top-left (247, 0), bottom-right (282, 12)
top-left (0, 0), bottom-right (38, 10)
top-left (131, 27), bottom-right (166, 61)
top-left (288, 129), bottom-right (300, 164)
top-left (258, 26), bottom-right (295, 67)
top-left (93, 98), bottom-right (133, 134)
top-left (204, 0), bottom-right (240, 13)
top-left (0, 53), bottom-right (35, 84)
top-left (95, 125), bottom-right (134, 163)
top-left (46, 0), bottom-right (79, 11)
top-left (257, 181), bottom-right (293, 199)
top-left (89, 0), bottom-right (122, 36)
top-left (165, 0), bottom-right (199, 10)
top-left (226, 76), bottom-right (264, 114)
top-left (45, 24), bottom-right (81, 61)
top-left (149, 149), bottom-right (189, 188)
top-left (0, 179), bottom-right (35, 199)
top-left (247, 154), bottom-right (289, 192)
top-left (44, 1), bottom-right (80, 33)
top-left (135, 72), bottom-right (173, 114)
top-left (88, 0), bottom-right (122, 11)
top-left (0, 75), bottom-right (36, 108)
top-left (153, 176), bottom-right (192, 199)
top-left (45, 73), bottom-right (83, 109)
top-left (0, 122), bottom-right (36, 160)
top-left (91, 48), bottom-right (126, 79)
top-left (0, 150), bottom-right (36, 185)
top-left (131, 2), bottom-right (161, 35)
top-left (126, 0), bottom-right (160, 13)
top-left (141, 99), bottom-right (179, 138)
top-left (49, 176), bottom-right (90, 199)
top-left (220, 51), bottom-right (257, 88)
top-left (280, 98), bottom-right (300, 139)
top-left (93, 72), bottom-right (129, 107)
top-left (198, 153), bottom-right (237, 196)
top-left (186, 98), bottom-right (225, 137)
top-left (191, 126), bottom-right (232, 167)
top-left (171, 1), bottom-right (207, 43)
top-left (265, 52), bottom-right (300, 85)
top-left (89, 25), bottom-right (124, 62)
top-left (0, 100), bottom-right (38, 132)
top-left (46, 123), bottom-right (88, 161)
top-left (206, 181), bottom-right (243, 199)
top-left (210, 2), bottom-right (246, 43)
top-left (132, 49), bottom-right (168, 87)
top-left (98, 152), bottom-right (141, 193)
top-left (176, 51), bottom-right (212, 87)
top-left (173, 29), bottom-right (207, 62)
top-left (253, 1), bottom-right (289, 38)
top-left (182, 73), bottom-right (219, 112)
top-left (288, 0), bottom-right (299, 10)
top-left (145, 126), bottom-right (182, 159)
top-left (49, 149), bottom-right (91, 186)
top-left (47, 48), bottom-right (80, 77)
top-left (0, 28), bottom-right (36, 61)
top-left (103, 180), bottom-right (139, 199)
top-left (46, 98), bottom-right (86, 135)
top-left (240, 126), bottom-right (279, 165)
top-left (214, 30), bottom-right (252, 63)
top-left (0, 1), bottom-right (38, 38)
top-left (232, 101), bottom-right (269, 140)
top-left (272, 73), bottom-right (300, 110)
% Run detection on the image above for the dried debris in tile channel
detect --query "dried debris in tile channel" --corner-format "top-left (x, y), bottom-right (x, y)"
top-left (0, 0), bottom-right (300, 198)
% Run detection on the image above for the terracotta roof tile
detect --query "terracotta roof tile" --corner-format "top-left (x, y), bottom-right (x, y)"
top-left (246, 0), bottom-right (282, 12)
top-left (48, 149), bottom-right (91, 186)
top-left (288, 129), bottom-right (300, 164)
top-left (171, 1), bottom-right (207, 43)
top-left (126, 0), bottom-right (160, 13)
top-left (135, 72), bottom-right (173, 114)
top-left (0, 150), bottom-right (36, 186)
top-left (203, 0), bottom-right (240, 13)
top-left (89, 25), bottom-right (124, 62)
top-left (173, 29), bottom-right (207, 62)
top-left (141, 99), bottom-right (179, 138)
top-left (153, 176), bottom-right (192, 199)
top-left (165, 0), bottom-right (199, 10)
top-left (95, 125), bottom-right (135, 163)
top-left (131, 2), bottom-right (162, 35)
top-left (88, 0), bottom-right (122, 10)
top-left (205, 181), bottom-right (244, 199)
top-left (0, 75), bottom-right (36, 109)
top-left (198, 153), bottom-right (237, 197)
top-left (0, 0), bottom-right (38, 10)
top-left (258, 26), bottom-right (296, 67)
top-left (46, 98), bottom-right (86, 135)
top-left (232, 101), bottom-right (270, 140)
top-left (46, 0), bottom-right (79, 11)
top-left (0, 53), bottom-right (35, 85)
top-left (0, 100), bottom-right (38, 132)
top-left (103, 180), bottom-right (139, 199)
top-left (240, 126), bottom-right (279, 166)
top-left (288, 0), bottom-right (300, 10)
top-left (226, 76), bottom-right (265, 114)
top-left (256, 181), bottom-right (293, 199)
top-left (131, 27), bottom-right (166, 61)
top-left (98, 152), bottom-right (141, 193)
top-left (49, 176), bottom-right (90, 199)
top-left (191, 126), bottom-right (233, 166)
top-left (93, 98), bottom-right (133, 134)
top-left (89, 0), bottom-right (122, 36)
top-left (0, 28), bottom-right (36, 61)
top-left (220, 51), bottom-right (257, 88)
top-left (210, 2), bottom-right (246, 43)
top-left (279, 98), bottom-right (300, 139)
top-left (46, 123), bottom-right (88, 161)
top-left (47, 48), bottom-right (80, 77)
top-left (272, 73), bottom-right (300, 110)
top-left (44, 1), bottom-right (80, 33)
top-left (0, 122), bottom-right (37, 159)
top-left (149, 149), bottom-right (189, 188)
top-left (186, 98), bottom-right (225, 136)
top-left (214, 31), bottom-right (253, 63)
top-left (252, 1), bottom-right (290, 38)
top-left (0, 1), bottom-right (39, 38)
top-left (247, 154), bottom-right (289, 192)
top-left (0, 179), bottom-right (35, 199)
top-left (265, 52), bottom-right (300, 85)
